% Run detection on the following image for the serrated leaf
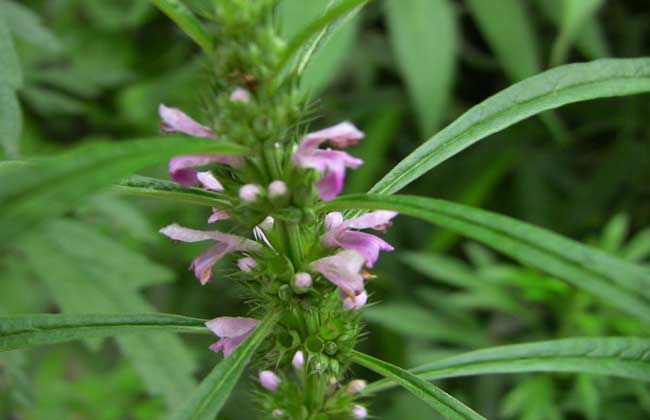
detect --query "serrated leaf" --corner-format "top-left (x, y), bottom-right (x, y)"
top-left (0, 313), bottom-right (207, 352)
top-left (319, 194), bottom-right (650, 324)
top-left (368, 58), bottom-right (650, 195)
top-left (1, 0), bottom-right (63, 52)
top-left (385, 0), bottom-right (456, 137)
top-left (17, 221), bottom-right (200, 408)
top-left (149, 0), bottom-right (212, 53)
top-left (169, 312), bottom-right (280, 420)
top-left (351, 351), bottom-right (485, 420)
top-left (115, 175), bottom-right (230, 207)
top-left (365, 337), bottom-right (650, 394)
top-left (0, 136), bottom-right (246, 245)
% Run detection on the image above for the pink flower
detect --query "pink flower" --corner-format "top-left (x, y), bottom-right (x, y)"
top-left (237, 257), bottom-right (257, 273)
top-left (292, 350), bottom-right (305, 369)
top-left (160, 224), bottom-right (262, 285)
top-left (321, 211), bottom-right (397, 268)
top-left (205, 316), bottom-right (259, 358)
top-left (310, 250), bottom-right (366, 296)
top-left (342, 290), bottom-right (368, 311)
top-left (159, 104), bottom-right (240, 187)
top-left (230, 87), bottom-right (251, 103)
top-left (352, 405), bottom-right (368, 419)
top-left (208, 208), bottom-right (230, 223)
top-left (239, 184), bottom-right (262, 202)
top-left (259, 370), bottom-right (281, 392)
top-left (196, 171), bottom-right (223, 191)
top-left (292, 122), bottom-right (364, 201)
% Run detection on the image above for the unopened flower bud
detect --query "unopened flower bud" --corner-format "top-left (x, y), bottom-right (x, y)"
top-left (259, 216), bottom-right (274, 231)
top-left (268, 180), bottom-right (288, 198)
top-left (272, 409), bottom-right (284, 418)
top-left (237, 257), bottom-right (257, 273)
top-left (259, 370), bottom-right (281, 392)
top-left (292, 350), bottom-right (304, 369)
top-left (352, 405), bottom-right (368, 419)
top-left (347, 379), bottom-right (366, 394)
top-left (294, 272), bottom-right (312, 289)
top-left (230, 87), bottom-right (251, 103)
top-left (239, 184), bottom-right (262, 202)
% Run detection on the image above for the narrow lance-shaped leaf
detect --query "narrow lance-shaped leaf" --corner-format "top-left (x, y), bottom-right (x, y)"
top-left (365, 337), bottom-right (650, 394)
top-left (0, 136), bottom-right (247, 245)
top-left (0, 13), bottom-right (22, 88)
top-left (0, 0), bottom-right (63, 52)
top-left (386, 0), bottom-right (456, 137)
top-left (351, 351), bottom-right (486, 420)
top-left (0, 82), bottom-right (21, 158)
top-left (169, 312), bottom-right (280, 420)
top-left (149, 0), bottom-right (213, 53)
top-left (277, 0), bottom-right (370, 74)
top-left (550, 0), bottom-right (604, 66)
top-left (369, 58), bottom-right (650, 195)
top-left (114, 175), bottom-right (230, 207)
top-left (0, 313), bottom-right (209, 353)
top-left (319, 194), bottom-right (650, 325)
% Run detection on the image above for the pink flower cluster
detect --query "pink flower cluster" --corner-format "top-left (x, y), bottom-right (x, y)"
top-left (157, 102), bottom-right (397, 358)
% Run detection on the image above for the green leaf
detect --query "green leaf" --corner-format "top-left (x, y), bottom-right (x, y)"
top-left (1, 0), bottom-right (63, 52)
top-left (0, 82), bottom-right (21, 158)
top-left (550, 0), bottom-right (604, 66)
top-left (466, 0), bottom-right (539, 81)
top-left (277, 0), bottom-right (359, 94)
top-left (149, 0), bottom-right (212, 53)
top-left (351, 351), bottom-right (486, 420)
top-left (169, 312), bottom-right (280, 420)
top-left (0, 13), bottom-right (21, 88)
top-left (319, 194), bottom-right (650, 324)
top-left (385, 0), bottom-right (456, 137)
top-left (18, 221), bottom-right (200, 408)
top-left (0, 136), bottom-right (246, 245)
top-left (368, 58), bottom-right (650, 195)
top-left (0, 313), bottom-right (208, 352)
top-left (277, 0), bottom-right (370, 74)
top-left (365, 337), bottom-right (650, 394)
top-left (114, 175), bottom-right (230, 207)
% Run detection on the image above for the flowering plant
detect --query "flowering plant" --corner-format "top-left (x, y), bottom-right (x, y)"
top-left (1, 1), bottom-right (650, 419)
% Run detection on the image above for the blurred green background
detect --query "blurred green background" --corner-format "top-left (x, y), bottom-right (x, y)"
top-left (1, 0), bottom-right (649, 419)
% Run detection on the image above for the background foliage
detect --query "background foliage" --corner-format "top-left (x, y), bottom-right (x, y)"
top-left (1, 0), bottom-right (649, 419)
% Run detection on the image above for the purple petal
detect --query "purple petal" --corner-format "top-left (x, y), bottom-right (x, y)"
top-left (302, 121), bottom-right (364, 149)
top-left (160, 224), bottom-right (219, 242)
top-left (336, 231), bottom-right (394, 268)
top-left (196, 171), bottom-right (223, 191)
top-left (205, 316), bottom-right (260, 338)
top-left (159, 104), bottom-right (215, 138)
top-left (325, 212), bottom-right (344, 230)
top-left (310, 250), bottom-right (366, 295)
top-left (169, 155), bottom-right (241, 187)
top-left (190, 242), bottom-right (229, 284)
top-left (208, 209), bottom-right (230, 223)
top-left (347, 211), bottom-right (399, 231)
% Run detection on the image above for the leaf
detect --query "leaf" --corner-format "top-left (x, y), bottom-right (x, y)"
top-left (466, 0), bottom-right (540, 81)
top-left (368, 58), bottom-right (650, 195)
top-left (0, 82), bottom-right (21, 158)
top-left (0, 136), bottom-right (246, 245)
top-left (364, 303), bottom-right (488, 347)
top-left (319, 194), bottom-right (650, 324)
top-left (0, 13), bottom-right (21, 88)
top-left (18, 221), bottom-right (200, 408)
top-left (1, 0), bottom-right (63, 52)
top-left (149, 0), bottom-right (212, 53)
top-left (385, 0), bottom-right (456, 137)
top-left (114, 175), bottom-right (230, 207)
top-left (351, 351), bottom-right (486, 420)
top-left (365, 337), bottom-right (650, 394)
top-left (0, 313), bottom-right (208, 352)
top-left (169, 312), bottom-right (280, 420)
top-left (277, 0), bottom-right (370, 74)
top-left (277, 0), bottom-right (359, 94)
top-left (550, 0), bottom-right (605, 66)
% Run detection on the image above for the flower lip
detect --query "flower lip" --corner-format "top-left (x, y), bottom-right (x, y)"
top-left (310, 250), bottom-right (366, 296)
top-left (205, 316), bottom-right (259, 358)
top-left (159, 104), bottom-right (215, 138)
